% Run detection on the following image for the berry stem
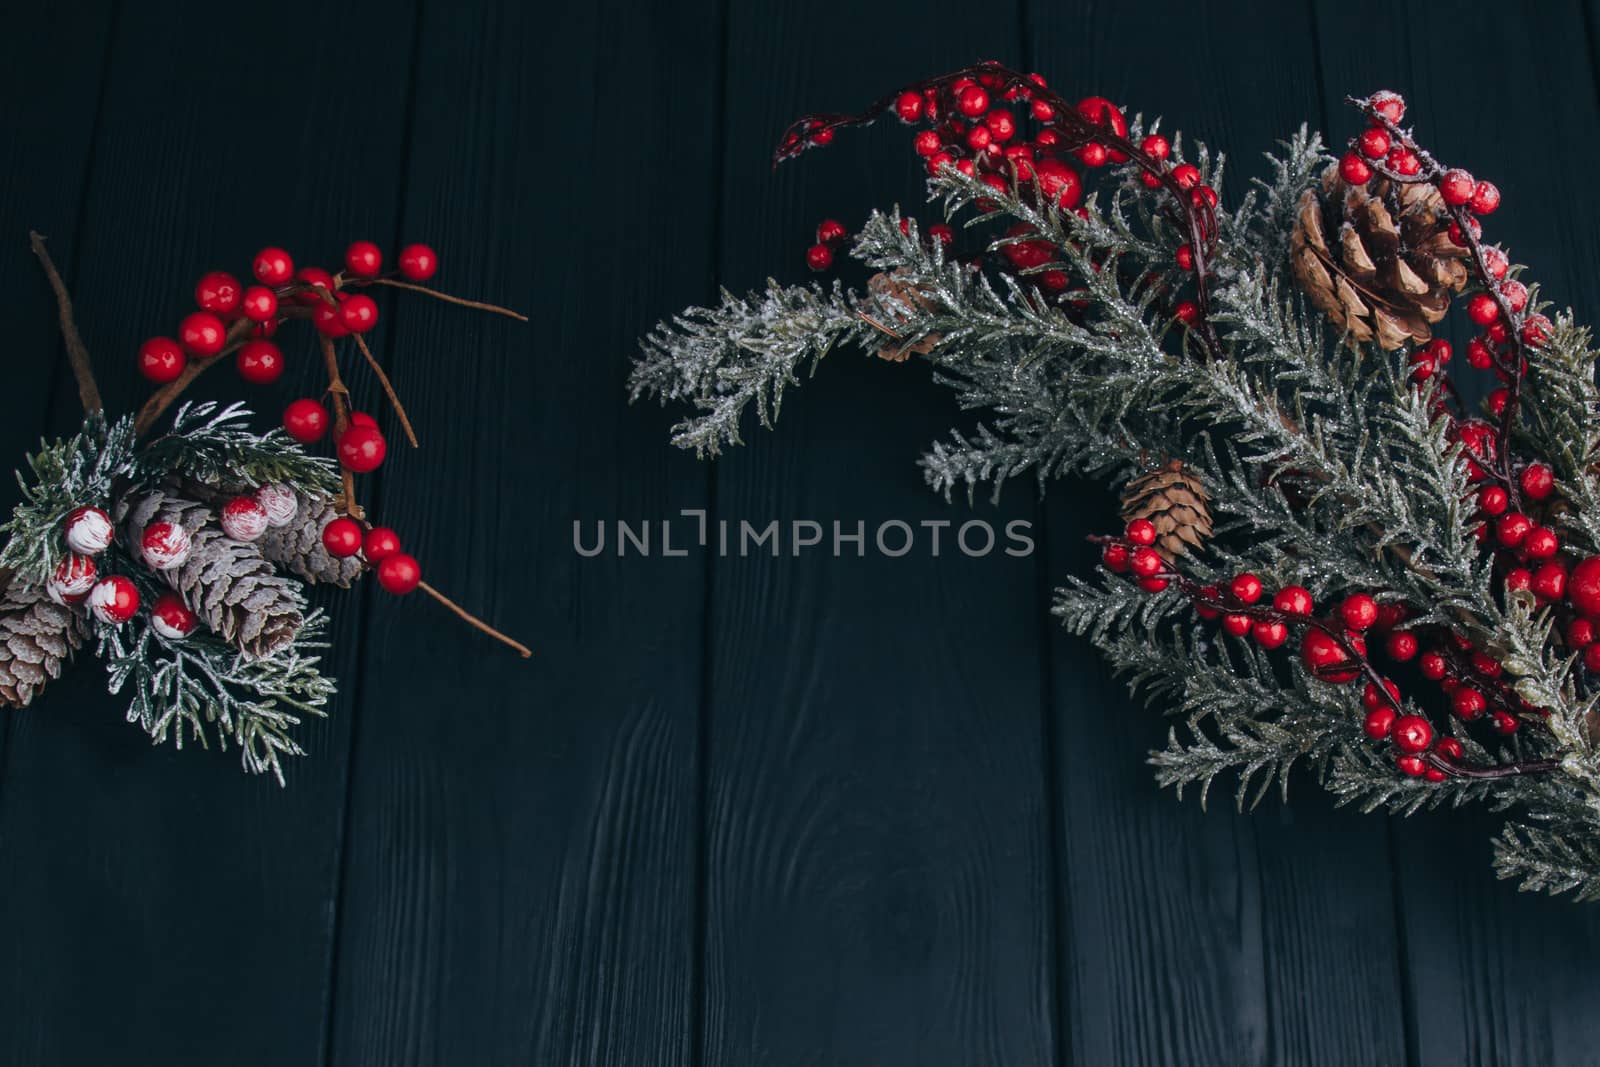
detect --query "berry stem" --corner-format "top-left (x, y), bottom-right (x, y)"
top-left (1423, 751), bottom-right (1559, 779)
top-left (417, 579), bottom-right (532, 658)
top-left (29, 231), bottom-right (102, 415)
top-left (133, 317), bottom-right (257, 436)
top-left (363, 277), bottom-right (529, 321)
top-left (318, 335), bottom-right (364, 522)
top-left (351, 333), bottom-right (419, 448)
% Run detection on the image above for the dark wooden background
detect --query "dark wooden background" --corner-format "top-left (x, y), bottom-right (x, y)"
top-left (5, 1), bottom-right (1600, 1064)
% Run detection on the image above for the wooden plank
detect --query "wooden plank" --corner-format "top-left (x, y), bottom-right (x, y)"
top-left (0, 3), bottom-right (415, 1064)
top-left (322, 2), bottom-right (718, 1063)
top-left (1029, 2), bottom-right (1410, 1062)
top-left (1315, 1), bottom-right (1600, 1062)
top-left (0, 4), bottom-right (114, 806)
top-left (699, 6), bottom-right (1056, 1065)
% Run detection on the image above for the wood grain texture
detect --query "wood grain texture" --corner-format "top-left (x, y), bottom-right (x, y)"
top-left (700, 4), bottom-right (1057, 1064)
top-left (0, 3), bottom-right (414, 1064)
top-left (1031, 2), bottom-right (1409, 1063)
top-left (1315, 1), bottom-right (1600, 1063)
top-left (323, 2), bottom-right (718, 1063)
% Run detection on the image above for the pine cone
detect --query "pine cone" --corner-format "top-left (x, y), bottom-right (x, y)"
top-left (864, 270), bottom-right (942, 362)
top-left (0, 577), bottom-right (86, 708)
top-left (1121, 460), bottom-right (1213, 561)
top-left (118, 486), bottom-right (306, 659)
top-left (259, 491), bottom-right (363, 587)
top-left (1289, 163), bottom-right (1470, 350)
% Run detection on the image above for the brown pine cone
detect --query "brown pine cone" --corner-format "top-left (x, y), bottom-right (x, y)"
top-left (1289, 163), bottom-right (1470, 350)
top-left (118, 486), bottom-right (306, 659)
top-left (0, 577), bottom-right (86, 708)
top-left (1121, 459), bottom-right (1214, 561)
top-left (864, 270), bottom-right (942, 362)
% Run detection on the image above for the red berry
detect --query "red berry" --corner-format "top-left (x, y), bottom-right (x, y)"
top-left (349, 411), bottom-right (378, 429)
top-left (398, 243), bottom-right (438, 281)
top-left (1130, 547), bottom-right (1163, 578)
top-left (1504, 568), bottom-right (1533, 593)
top-left (894, 91), bottom-right (923, 123)
top-left (1358, 127), bottom-right (1390, 159)
top-left (1370, 91), bottom-right (1405, 123)
top-left (1482, 247), bottom-right (1509, 280)
top-left (87, 575), bottom-right (140, 625)
top-left (984, 109), bottom-right (1016, 142)
top-left (1523, 315), bottom-right (1553, 347)
top-left (1230, 573), bottom-right (1263, 604)
top-left (1423, 765), bottom-right (1448, 783)
top-left (1468, 293), bottom-right (1499, 325)
top-left (1531, 561), bottom-right (1568, 600)
top-left (1341, 594), bottom-right (1379, 631)
top-left (1364, 706), bottom-right (1397, 740)
top-left (1125, 518), bottom-right (1157, 545)
top-left (1171, 164), bottom-right (1201, 189)
top-left (1497, 280), bottom-right (1528, 314)
top-left (1386, 148), bottom-right (1420, 176)
top-left (1449, 217), bottom-right (1482, 247)
top-left (283, 398), bottom-right (330, 443)
top-left (1495, 512), bottom-right (1533, 547)
top-left (1396, 754), bottom-right (1426, 777)
top-left (1339, 152), bottom-right (1372, 185)
top-left (340, 293), bottom-right (379, 333)
top-left (336, 424), bottom-right (387, 473)
top-left (364, 526), bottom-right (402, 562)
top-left (1175, 244), bottom-right (1194, 271)
top-left (1174, 301), bottom-right (1200, 326)
top-left (1076, 96), bottom-right (1129, 155)
top-left (1376, 602), bottom-right (1407, 629)
top-left (1451, 687), bottom-right (1487, 720)
top-left (1272, 585), bottom-right (1313, 616)
top-left (345, 240), bottom-right (383, 277)
top-left (1029, 156), bottom-right (1082, 209)
top-left (1140, 134), bottom-right (1170, 160)
top-left (1222, 613), bottom-right (1252, 637)
top-left (1427, 339), bottom-right (1453, 364)
top-left (377, 552), bottom-right (422, 595)
top-left (1466, 338), bottom-right (1493, 370)
top-left (1031, 99), bottom-right (1056, 122)
top-left (1439, 169), bottom-right (1475, 206)
top-left (1470, 181), bottom-right (1500, 215)
top-left (295, 266), bottom-right (336, 304)
top-left (1102, 543), bottom-right (1130, 571)
top-left (194, 271), bottom-right (241, 314)
top-left (1075, 142), bottom-right (1108, 167)
top-left (1195, 586), bottom-right (1221, 619)
top-left (1362, 678), bottom-right (1400, 711)
top-left (1570, 618), bottom-right (1597, 648)
top-left (806, 243), bottom-right (834, 272)
top-left (1419, 651), bottom-right (1448, 680)
top-left (138, 336), bottom-right (186, 383)
top-left (253, 247), bottom-right (294, 286)
top-left (241, 285), bottom-right (279, 323)
top-left (1523, 527), bottom-right (1560, 561)
top-left (1301, 628), bottom-right (1359, 683)
top-left (1478, 485), bottom-right (1508, 516)
top-left (1386, 630), bottom-right (1418, 661)
top-left (1491, 711), bottom-right (1519, 735)
top-left (313, 301), bottom-right (349, 338)
top-left (816, 219), bottom-right (847, 245)
top-left (957, 85), bottom-right (989, 117)
top-left (913, 129), bottom-right (942, 156)
top-left (1392, 714), bottom-right (1433, 754)
top-left (1569, 557), bottom-right (1600, 616)
top-left (1434, 737), bottom-right (1464, 761)
top-left (1139, 577), bottom-right (1170, 593)
top-left (178, 312), bottom-right (227, 357)
top-left (927, 223), bottom-right (954, 247)
top-left (1253, 621), bottom-right (1289, 648)
top-left (236, 340), bottom-right (284, 385)
top-left (150, 593), bottom-right (198, 640)
top-left (966, 125), bottom-right (992, 152)
top-left (1585, 642), bottom-right (1600, 672)
top-left (321, 517), bottom-right (364, 558)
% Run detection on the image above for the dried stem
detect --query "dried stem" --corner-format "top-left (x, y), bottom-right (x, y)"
top-left (365, 277), bottom-right (529, 321)
top-left (419, 580), bottom-right (532, 657)
top-left (351, 334), bottom-right (419, 447)
top-left (134, 318), bottom-right (257, 436)
top-left (29, 231), bottom-right (102, 414)
top-left (319, 336), bottom-right (363, 521)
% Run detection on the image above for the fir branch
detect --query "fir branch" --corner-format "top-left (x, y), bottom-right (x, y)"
top-left (0, 413), bottom-right (136, 586)
top-left (130, 401), bottom-right (341, 495)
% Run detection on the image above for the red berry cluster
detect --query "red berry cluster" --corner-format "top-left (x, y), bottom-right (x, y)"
top-left (319, 520), bottom-right (420, 595)
top-left (1096, 515), bottom-right (1559, 781)
top-left (780, 63), bottom-right (1218, 339)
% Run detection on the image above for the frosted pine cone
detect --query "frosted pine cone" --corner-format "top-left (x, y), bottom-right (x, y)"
top-left (118, 486), bottom-right (306, 658)
top-left (0, 577), bottom-right (86, 707)
top-left (258, 490), bottom-right (364, 587)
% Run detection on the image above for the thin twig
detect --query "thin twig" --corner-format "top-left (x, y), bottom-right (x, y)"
top-left (29, 231), bottom-right (102, 414)
top-left (134, 318), bottom-right (257, 436)
top-left (351, 333), bottom-right (419, 447)
top-left (366, 277), bottom-right (529, 321)
top-left (418, 580), bottom-right (531, 657)
top-left (319, 336), bottom-right (364, 521)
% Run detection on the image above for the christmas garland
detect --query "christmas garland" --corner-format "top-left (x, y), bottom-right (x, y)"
top-left (633, 62), bottom-right (1600, 900)
top-left (12, 235), bottom-right (528, 783)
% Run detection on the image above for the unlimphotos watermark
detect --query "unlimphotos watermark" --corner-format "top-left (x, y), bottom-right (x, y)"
top-left (574, 510), bottom-right (1034, 558)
